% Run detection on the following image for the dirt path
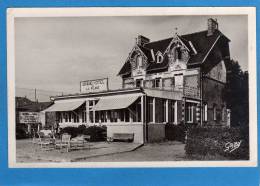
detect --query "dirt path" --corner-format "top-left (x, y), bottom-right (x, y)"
top-left (79, 141), bottom-right (186, 162)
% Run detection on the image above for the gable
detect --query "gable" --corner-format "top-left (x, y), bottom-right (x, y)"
top-left (206, 60), bottom-right (226, 83)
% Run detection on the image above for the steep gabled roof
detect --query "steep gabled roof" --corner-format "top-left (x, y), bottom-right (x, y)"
top-left (118, 29), bottom-right (230, 76)
top-left (181, 30), bottom-right (229, 65)
top-left (144, 37), bottom-right (173, 54)
top-left (138, 45), bottom-right (153, 62)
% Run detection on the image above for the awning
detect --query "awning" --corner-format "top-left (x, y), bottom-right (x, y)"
top-left (43, 100), bottom-right (85, 112)
top-left (143, 88), bottom-right (182, 100)
top-left (93, 94), bottom-right (141, 111)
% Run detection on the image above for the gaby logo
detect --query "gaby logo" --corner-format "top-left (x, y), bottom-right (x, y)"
top-left (224, 140), bottom-right (242, 153)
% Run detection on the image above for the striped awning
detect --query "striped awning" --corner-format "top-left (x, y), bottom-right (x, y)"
top-left (93, 94), bottom-right (141, 111)
top-left (43, 100), bottom-right (85, 112)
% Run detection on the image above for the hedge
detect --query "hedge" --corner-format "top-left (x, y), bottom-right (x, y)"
top-left (165, 124), bottom-right (187, 142)
top-left (185, 126), bottom-right (249, 160)
top-left (60, 125), bottom-right (107, 142)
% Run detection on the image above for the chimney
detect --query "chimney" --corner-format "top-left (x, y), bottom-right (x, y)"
top-left (136, 35), bottom-right (150, 46)
top-left (207, 18), bottom-right (218, 36)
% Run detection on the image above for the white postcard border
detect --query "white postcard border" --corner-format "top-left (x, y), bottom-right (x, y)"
top-left (7, 7), bottom-right (257, 168)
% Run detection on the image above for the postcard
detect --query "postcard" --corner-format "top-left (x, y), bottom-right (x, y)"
top-left (7, 7), bottom-right (257, 168)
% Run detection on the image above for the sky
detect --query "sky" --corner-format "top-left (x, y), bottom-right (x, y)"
top-left (15, 15), bottom-right (248, 101)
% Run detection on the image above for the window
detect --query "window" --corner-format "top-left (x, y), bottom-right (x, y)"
top-left (222, 106), bottom-right (225, 121)
top-left (156, 53), bottom-right (163, 63)
top-left (119, 110), bottom-right (125, 122)
top-left (186, 103), bottom-right (194, 123)
top-left (174, 74), bottom-right (183, 89)
top-left (137, 99), bottom-right (141, 122)
top-left (169, 100), bottom-right (175, 123)
top-left (162, 78), bottom-right (174, 90)
top-left (95, 111), bottom-right (99, 123)
top-left (136, 79), bottom-right (143, 88)
top-left (163, 100), bottom-right (167, 122)
top-left (89, 111), bottom-right (93, 123)
top-left (65, 113), bottom-right (68, 122)
top-left (154, 78), bottom-right (161, 88)
top-left (73, 113), bottom-right (79, 123)
top-left (125, 110), bottom-right (130, 122)
top-left (73, 113), bottom-right (76, 122)
top-left (68, 112), bottom-right (72, 122)
top-left (213, 104), bottom-right (217, 121)
top-left (147, 97), bottom-right (153, 123)
top-left (203, 103), bottom-right (208, 121)
top-left (107, 111), bottom-right (111, 122)
top-left (175, 47), bottom-right (182, 60)
top-left (100, 111), bottom-right (105, 123)
top-left (82, 110), bottom-right (86, 123)
top-left (59, 112), bottom-right (63, 123)
top-left (110, 110), bottom-right (117, 122)
top-left (104, 111), bottom-right (108, 122)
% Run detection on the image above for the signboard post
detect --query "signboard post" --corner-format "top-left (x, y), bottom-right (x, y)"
top-left (80, 78), bottom-right (109, 93)
top-left (19, 112), bottom-right (40, 124)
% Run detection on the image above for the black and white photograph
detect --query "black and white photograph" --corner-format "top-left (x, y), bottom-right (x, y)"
top-left (7, 7), bottom-right (257, 167)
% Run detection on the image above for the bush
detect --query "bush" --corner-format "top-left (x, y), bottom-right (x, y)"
top-left (185, 126), bottom-right (249, 160)
top-left (60, 125), bottom-right (107, 141)
top-left (83, 126), bottom-right (107, 142)
top-left (16, 127), bottom-right (29, 139)
top-left (165, 124), bottom-right (187, 142)
top-left (60, 127), bottom-right (80, 138)
top-left (165, 123), bottom-right (197, 142)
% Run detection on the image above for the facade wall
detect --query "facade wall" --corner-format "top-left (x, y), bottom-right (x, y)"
top-left (202, 78), bottom-right (226, 126)
top-left (147, 124), bottom-right (165, 142)
top-left (106, 124), bottom-right (144, 143)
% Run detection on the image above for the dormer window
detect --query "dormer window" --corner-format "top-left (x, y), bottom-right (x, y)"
top-left (168, 45), bottom-right (189, 64)
top-left (136, 55), bottom-right (143, 68)
top-left (175, 47), bottom-right (182, 60)
top-left (156, 52), bottom-right (164, 63)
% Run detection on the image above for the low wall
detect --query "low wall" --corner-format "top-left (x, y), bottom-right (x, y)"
top-left (107, 124), bottom-right (144, 144)
top-left (147, 124), bottom-right (165, 142)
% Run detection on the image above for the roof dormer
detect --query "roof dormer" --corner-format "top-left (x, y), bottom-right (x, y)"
top-left (156, 51), bottom-right (164, 63)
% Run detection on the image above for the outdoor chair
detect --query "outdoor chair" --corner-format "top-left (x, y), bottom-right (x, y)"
top-left (37, 131), bottom-right (55, 150)
top-left (55, 133), bottom-right (71, 152)
top-left (70, 135), bottom-right (90, 150)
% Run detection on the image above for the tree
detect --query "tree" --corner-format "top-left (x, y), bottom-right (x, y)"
top-left (223, 59), bottom-right (249, 127)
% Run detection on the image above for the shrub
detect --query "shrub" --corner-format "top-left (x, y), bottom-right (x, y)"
top-left (185, 126), bottom-right (249, 160)
top-left (60, 127), bottom-right (80, 138)
top-left (83, 126), bottom-right (107, 142)
top-left (60, 125), bottom-right (107, 141)
top-left (165, 123), bottom-right (196, 142)
top-left (165, 124), bottom-right (186, 142)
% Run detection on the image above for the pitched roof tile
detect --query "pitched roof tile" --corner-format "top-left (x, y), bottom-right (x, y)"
top-left (118, 29), bottom-right (229, 76)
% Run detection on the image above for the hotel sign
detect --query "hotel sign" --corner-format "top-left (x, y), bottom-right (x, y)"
top-left (19, 112), bottom-right (40, 124)
top-left (183, 74), bottom-right (200, 99)
top-left (80, 78), bottom-right (109, 93)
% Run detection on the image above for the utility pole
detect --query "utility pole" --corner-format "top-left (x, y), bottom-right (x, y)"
top-left (34, 88), bottom-right (37, 102)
